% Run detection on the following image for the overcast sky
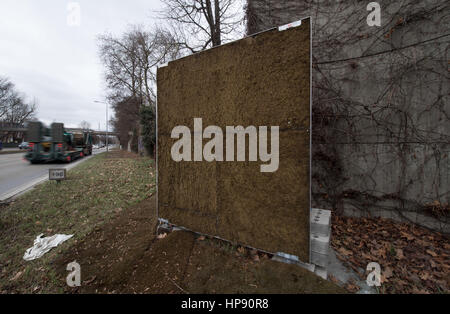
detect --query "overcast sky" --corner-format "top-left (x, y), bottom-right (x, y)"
top-left (0, 0), bottom-right (164, 129)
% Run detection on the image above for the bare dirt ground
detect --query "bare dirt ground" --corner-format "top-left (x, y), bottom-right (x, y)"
top-left (54, 195), bottom-right (345, 294)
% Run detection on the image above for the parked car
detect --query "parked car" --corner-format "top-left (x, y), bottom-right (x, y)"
top-left (19, 142), bottom-right (29, 149)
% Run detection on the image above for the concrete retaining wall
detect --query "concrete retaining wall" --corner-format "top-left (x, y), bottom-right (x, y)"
top-left (246, 0), bottom-right (450, 230)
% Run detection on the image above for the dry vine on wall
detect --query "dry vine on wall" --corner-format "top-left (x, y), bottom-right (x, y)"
top-left (246, 0), bottom-right (450, 227)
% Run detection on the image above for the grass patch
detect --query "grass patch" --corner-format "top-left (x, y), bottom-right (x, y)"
top-left (0, 151), bottom-right (155, 293)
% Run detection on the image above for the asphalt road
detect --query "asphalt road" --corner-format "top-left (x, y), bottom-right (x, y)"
top-left (0, 148), bottom-right (106, 201)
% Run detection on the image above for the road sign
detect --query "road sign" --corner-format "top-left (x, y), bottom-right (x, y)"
top-left (49, 169), bottom-right (66, 181)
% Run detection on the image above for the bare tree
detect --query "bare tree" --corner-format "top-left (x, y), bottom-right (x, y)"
top-left (0, 76), bottom-right (37, 143)
top-left (98, 27), bottom-right (179, 108)
top-left (0, 76), bottom-right (36, 124)
top-left (160, 0), bottom-right (244, 53)
top-left (0, 76), bottom-right (14, 119)
top-left (79, 120), bottom-right (91, 130)
top-left (110, 96), bottom-right (141, 150)
top-left (98, 27), bottom-right (180, 153)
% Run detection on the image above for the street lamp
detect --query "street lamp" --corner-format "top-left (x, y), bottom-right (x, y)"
top-left (94, 100), bottom-right (109, 153)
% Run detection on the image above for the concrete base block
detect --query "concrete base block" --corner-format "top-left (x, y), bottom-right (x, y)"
top-left (310, 209), bottom-right (332, 269)
top-left (314, 265), bottom-right (328, 280)
top-left (311, 233), bottom-right (330, 255)
top-left (311, 251), bottom-right (328, 268)
top-left (311, 208), bottom-right (331, 237)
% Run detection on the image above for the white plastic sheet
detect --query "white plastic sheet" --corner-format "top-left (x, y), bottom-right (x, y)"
top-left (23, 233), bottom-right (73, 261)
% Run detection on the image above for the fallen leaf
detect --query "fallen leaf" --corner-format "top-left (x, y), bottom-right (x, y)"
top-left (10, 271), bottom-right (23, 281)
top-left (429, 259), bottom-right (437, 268)
top-left (344, 280), bottom-right (360, 293)
top-left (400, 232), bottom-right (415, 241)
top-left (370, 248), bottom-right (386, 259)
top-left (157, 233), bottom-right (167, 239)
top-left (419, 272), bottom-right (431, 281)
top-left (426, 250), bottom-right (437, 257)
top-left (395, 248), bottom-right (404, 260)
top-left (384, 267), bottom-right (393, 278)
top-left (329, 274), bottom-right (339, 284)
top-left (84, 276), bottom-right (97, 285)
top-left (338, 247), bottom-right (353, 256)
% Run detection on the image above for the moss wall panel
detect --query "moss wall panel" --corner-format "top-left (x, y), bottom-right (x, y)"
top-left (157, 18), bottom-right (310, 260)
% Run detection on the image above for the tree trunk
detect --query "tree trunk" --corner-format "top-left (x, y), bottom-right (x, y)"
top-left (213, 0), bottom-right (221, 46)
